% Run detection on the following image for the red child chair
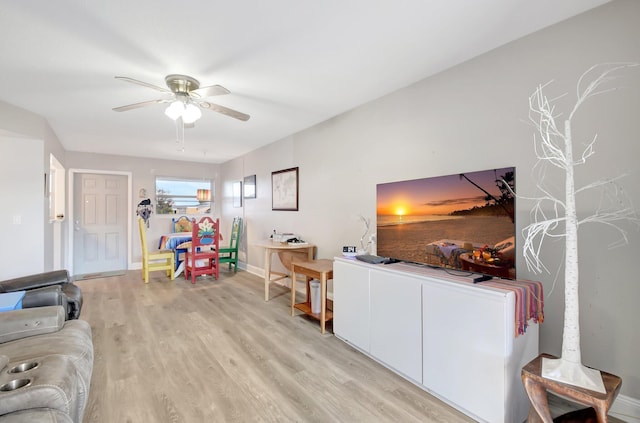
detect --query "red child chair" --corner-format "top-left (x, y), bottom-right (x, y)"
top-left (184, 217), bottom-right (220, 283)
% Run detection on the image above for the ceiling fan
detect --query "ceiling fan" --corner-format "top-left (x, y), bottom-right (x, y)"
top-left (112, 74), bottom-right (250, 123)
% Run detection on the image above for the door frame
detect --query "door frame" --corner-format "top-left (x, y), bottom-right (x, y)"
top-left (67, 169), bottom-right (132, 276)
top-left (49, 154), bottom-right (65, 270)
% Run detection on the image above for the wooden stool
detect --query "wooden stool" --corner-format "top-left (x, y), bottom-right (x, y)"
top-left (521, 353), bottom-right (622, 423)
top-left (290, 259), bottom-right (333, 334)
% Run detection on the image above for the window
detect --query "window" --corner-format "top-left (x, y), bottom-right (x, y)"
top-left (155, 177), bottom-right (213, 215)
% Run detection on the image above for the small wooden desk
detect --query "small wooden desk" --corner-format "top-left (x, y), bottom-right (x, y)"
top-left (290, 259), bottom-right (333, 334)
top-left (521, 353), bottom-right (622, 423)
top-left (255, 240), bottom-right (315, 301)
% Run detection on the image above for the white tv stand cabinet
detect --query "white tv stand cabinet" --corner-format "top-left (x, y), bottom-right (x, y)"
top-left (333, 257), bottom-right (539, 423)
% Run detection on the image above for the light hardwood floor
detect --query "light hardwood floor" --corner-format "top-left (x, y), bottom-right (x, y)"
top-left (77, 269), bottom-right (476, 422)
top-left (76, 269), bottom-right (621, 422)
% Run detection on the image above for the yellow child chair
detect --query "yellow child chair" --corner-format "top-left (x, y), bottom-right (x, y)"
top-left (138, 217), bottom-right (175, 283)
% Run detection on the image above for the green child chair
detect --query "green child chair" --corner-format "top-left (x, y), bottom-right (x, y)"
top-left (218, 217), bottom-right (242, 272)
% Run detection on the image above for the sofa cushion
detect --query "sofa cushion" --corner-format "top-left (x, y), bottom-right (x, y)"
top-left (20, 286), bottom-right (69, 319)
top-left (19, 285), bottom-right (82, 321)
top-left (0, 307), bottom-right (65, 344)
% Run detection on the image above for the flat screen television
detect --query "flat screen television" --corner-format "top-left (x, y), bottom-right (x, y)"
top-left (376, 167), bottom-right (516, 280)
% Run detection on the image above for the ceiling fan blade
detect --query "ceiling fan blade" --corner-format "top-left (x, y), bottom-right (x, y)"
top-left (112, 99), bottom-right (169, 112)
top-left (192, 84), bottom-right (230, 98)
top-left (115, 76), bottom-right (171, 93)
top-left (199, 101), bottom-right (250, 121)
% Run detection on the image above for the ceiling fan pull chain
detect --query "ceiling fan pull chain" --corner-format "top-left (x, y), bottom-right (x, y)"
top-left (175, 118), bottom-right (185, 152)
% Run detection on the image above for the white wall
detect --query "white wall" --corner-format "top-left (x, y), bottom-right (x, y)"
top-left (0, 136), bottom-right (44, 278)
top-left (223, 0), bottom-right (640, 400)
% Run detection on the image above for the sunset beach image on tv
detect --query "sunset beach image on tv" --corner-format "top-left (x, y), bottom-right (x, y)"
top-left (376, 167), bottom-right (516, 279)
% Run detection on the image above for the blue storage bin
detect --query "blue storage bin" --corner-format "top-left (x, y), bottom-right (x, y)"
top-left (0, 291), bottom-right (26, 311)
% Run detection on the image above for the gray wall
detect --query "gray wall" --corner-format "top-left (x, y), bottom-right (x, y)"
top-left (0, 136), bottom-right (44, 278)
top-left (0, 100), bottom-right (66, 276)
top-left (224, 0), bottom-right (640, 399)
top-left (64, 152), bottom-right (221, 265)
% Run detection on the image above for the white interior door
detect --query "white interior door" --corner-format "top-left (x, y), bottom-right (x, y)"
top-left (73, 173), bottom-right (128, 277)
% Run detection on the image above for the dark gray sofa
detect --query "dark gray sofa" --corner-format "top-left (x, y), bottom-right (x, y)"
top-left (0, 306), bottom-right (93, 422)
top-left (0, 271), bottom-right (82, 320)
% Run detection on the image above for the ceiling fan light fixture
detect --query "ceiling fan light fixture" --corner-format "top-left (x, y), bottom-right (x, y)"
top-left (164, 100), bottom-right (185, 120)
top-left (114, 74), bottom-right (249, 154)
top-left (182, 103), bottom-right (202, 124)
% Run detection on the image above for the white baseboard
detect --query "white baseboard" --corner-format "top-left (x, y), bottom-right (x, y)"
top-left (245, 264), bottom-right (295, 291)
top-left (245, 264), bottom-right (263, 278)
top-left (610, 394), bottom-right (640, 422)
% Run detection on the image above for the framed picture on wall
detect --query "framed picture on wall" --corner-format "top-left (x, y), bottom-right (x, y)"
top-left (244, 174), bottom-right (256, 199)
top-left (271, 167), bottom-right (298, 211)
top-left (233, 181), bottom-right (242, 208)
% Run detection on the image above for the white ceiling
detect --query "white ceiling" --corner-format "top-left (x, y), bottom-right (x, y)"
top-left (0, 0), bottom-right (610, 164)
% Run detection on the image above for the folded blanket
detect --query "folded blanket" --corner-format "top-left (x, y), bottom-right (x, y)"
top-left (482, 279), bottom-right (544, 337)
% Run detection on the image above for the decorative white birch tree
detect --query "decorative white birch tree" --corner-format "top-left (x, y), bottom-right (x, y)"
top-left (358, 215), bottom-right (375, 254)
top-left (523, 62), bottom-right (639, 392)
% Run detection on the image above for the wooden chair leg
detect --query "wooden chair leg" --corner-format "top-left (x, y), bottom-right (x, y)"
top-left (168, 257), bottom-right (175, 280)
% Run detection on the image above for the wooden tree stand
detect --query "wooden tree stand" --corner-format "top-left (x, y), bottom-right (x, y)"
top-left (521, 353), bottom-right (622, 422)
